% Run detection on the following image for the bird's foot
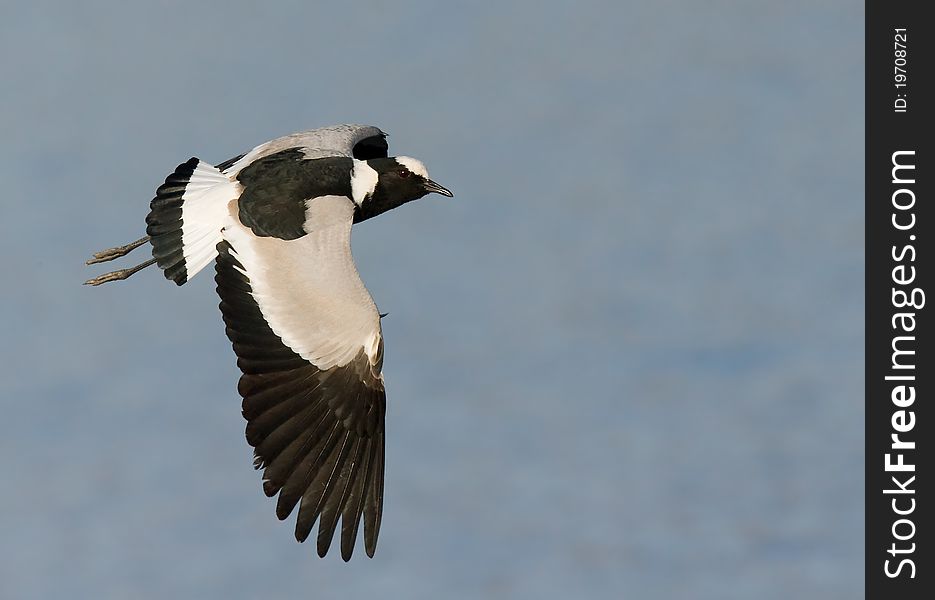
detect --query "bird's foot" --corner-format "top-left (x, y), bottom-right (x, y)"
top-left (85, 236), bottom-right (150, 265)
top-left (84, 258), bottom-right (156, 286)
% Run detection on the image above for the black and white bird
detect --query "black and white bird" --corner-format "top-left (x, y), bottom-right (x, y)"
top-left (86, 124), bottom-right (452, 560)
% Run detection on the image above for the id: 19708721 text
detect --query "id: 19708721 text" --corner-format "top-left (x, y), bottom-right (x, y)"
top-left (894, 28), bottom-right (908, 113)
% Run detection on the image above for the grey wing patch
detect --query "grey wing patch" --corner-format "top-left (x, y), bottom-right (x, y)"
top-left (235, 151), bottom-right (354, 240)
top-left (215, 241), bottom-right (386, 560)
top-left (226, 124), bottom-right (386, 175)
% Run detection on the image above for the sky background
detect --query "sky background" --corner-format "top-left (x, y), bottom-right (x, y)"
top-left (1, 1), bottom-right (863, 598)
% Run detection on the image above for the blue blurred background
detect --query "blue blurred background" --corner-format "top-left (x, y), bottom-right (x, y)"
top-left (0, 1), bottom-right (863, 598)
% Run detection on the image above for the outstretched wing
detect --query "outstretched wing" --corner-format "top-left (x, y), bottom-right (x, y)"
top-left (215, 195), bottom-right (386, 560)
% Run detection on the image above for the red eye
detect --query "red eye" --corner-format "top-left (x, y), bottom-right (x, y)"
top-left (398, 169), bottom-right (411, 178)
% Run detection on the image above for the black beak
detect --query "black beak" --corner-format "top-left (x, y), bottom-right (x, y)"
top-left (423, 179), bottom-right (453, 197)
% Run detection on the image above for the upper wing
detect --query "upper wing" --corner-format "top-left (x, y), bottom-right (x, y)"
top-left (146, 125), bottom-right (387, 285)
top-left (221, 124), bottom-right (387, 176)
top-left (234, 152), bottom-right (355, 241)
top-left (215, 195), bottom-right (386, 560)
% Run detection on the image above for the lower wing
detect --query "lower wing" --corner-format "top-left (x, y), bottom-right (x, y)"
top-left (215, 197), bottom-right (386, 560)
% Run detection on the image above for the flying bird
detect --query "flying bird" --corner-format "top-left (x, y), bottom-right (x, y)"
top-left (86, 124), bottom-right (453, 560)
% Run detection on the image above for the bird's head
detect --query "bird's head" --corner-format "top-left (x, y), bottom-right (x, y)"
top-left (351, 156), bottom-right (452, 222)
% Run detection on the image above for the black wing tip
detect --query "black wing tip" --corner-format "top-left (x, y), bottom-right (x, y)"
top-left (317, 537), bottom-right (331, 558)
top-left (365, 530), bottom-right (379, 558)
top-left (276, 496), bottom-right (295, 521)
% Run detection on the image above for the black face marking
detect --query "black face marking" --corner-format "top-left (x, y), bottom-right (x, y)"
top-left (215, 152), bottom-right (247, 172)
top-left (353, 158), bottom-right (433, 223)
top-left (145, 157), bottom-right (199, 285)
top-left (352, 134), bottom-right (389, 160)
top-left (237, 149), bottom-right (354, 239)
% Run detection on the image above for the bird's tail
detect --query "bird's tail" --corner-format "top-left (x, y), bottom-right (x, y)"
top-left (146, 158), bottom-right (239, 285)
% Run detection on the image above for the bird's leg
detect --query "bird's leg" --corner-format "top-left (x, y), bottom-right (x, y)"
top-left (86, 235), bottom-right (150, 265)
top-left (84, 258), bottom-right (157, 286)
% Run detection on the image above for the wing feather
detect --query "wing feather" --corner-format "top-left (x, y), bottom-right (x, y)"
top-left (215, 208), bottom-right (386, 560)
top-left (364, 435), bottom-right (385, 558)
top-left (341, 436), bottom-right (374, 560)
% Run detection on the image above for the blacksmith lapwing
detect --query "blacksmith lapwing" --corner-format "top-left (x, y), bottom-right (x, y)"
top-left (86, 124), bottom-right (452, 560)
